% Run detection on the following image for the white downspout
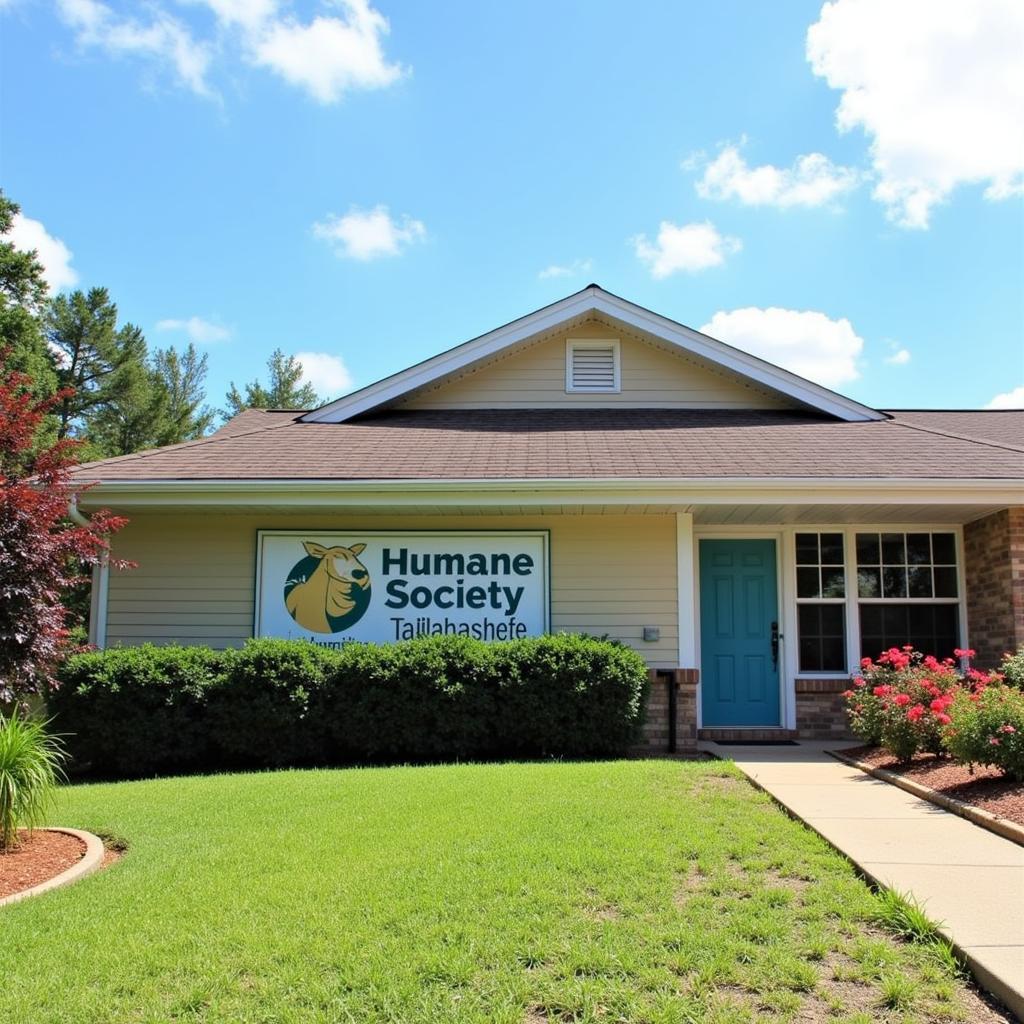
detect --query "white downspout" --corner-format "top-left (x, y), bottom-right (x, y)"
top-left (68, 496), bottom-right (109, 649)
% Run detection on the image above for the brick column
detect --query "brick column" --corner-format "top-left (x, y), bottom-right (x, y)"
top-left (964, 508), bottom-right (1024, 669)
top-left (634, 668), bottom-right (699, 755)
top-left (673, 669), bottom-right (699, 755)
top-left (795, 678), bottom-right (852, 740)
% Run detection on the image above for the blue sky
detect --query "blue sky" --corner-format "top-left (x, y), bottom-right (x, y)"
top-left (3, 0), bottom-right (1023, 413)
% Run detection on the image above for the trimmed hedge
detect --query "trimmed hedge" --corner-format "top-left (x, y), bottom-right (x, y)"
top-left (50, 634), bottom-right (650, 778)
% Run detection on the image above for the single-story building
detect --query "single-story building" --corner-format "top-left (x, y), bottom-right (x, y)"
top-left (71, 286), bottom-right (1024, 753)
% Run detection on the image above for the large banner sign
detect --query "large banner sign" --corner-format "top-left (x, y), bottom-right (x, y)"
top-left (255, 530), bottom-right (550, 646)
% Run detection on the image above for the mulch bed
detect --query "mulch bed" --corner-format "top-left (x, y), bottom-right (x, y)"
top-left (0, 830), bottom-right (86, 900)
top-left (843, 745), bottom-right (1024, 827)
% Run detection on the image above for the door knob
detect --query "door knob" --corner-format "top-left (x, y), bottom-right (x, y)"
top-left (770, 621), bottom-right (780, 668)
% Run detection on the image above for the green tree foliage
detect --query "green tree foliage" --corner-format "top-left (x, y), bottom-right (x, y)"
top-left (45, 289), bottom-right (215, 458)
top-left (152, 343), bottom-right (215, 446)
top-left (223, 347), bottom-right (319, 419)
top-left (0, 193), bottom-right (58, 403)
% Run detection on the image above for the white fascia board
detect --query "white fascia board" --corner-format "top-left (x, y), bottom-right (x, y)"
top-left (591, 292), bottom-right (882, 422)
top-left (75, 477), bottom-right (1023, 508)
top-left (302, 290), bottom-right (599, 423)
top-left (301, 286), bottom-right (883, 424)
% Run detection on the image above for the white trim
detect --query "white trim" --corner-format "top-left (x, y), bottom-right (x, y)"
top-left (565, 338), bottom-right (620, 393)
top-left (72, 477), bottom-right (1024, 510)
top-left (676, 511), bottom-right (695, 667)
top-left (300, 286), bottom-right (884, 423)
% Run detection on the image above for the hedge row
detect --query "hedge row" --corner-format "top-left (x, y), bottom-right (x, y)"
top-left (50, 634), bottom-right (650, 778)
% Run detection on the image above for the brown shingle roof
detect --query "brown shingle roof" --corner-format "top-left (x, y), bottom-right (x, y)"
top-left (885, 410), bottom-right (1024, 452)
top-left (69, 408), bottom-right (1024, 482)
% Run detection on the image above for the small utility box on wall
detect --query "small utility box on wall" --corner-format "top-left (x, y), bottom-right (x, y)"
top-left (643, 626), bottom-right (660, 642)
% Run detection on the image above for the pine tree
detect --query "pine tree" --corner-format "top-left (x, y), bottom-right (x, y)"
top-left (152, 343), bottom-right (215, 445)
top-left (223, 348), bottom-right (319, 419)
top-left (0, 193), bottom-right (58, 404)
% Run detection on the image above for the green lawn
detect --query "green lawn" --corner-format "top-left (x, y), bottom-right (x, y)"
top-left (0, 760), bottom-right (997, 1023)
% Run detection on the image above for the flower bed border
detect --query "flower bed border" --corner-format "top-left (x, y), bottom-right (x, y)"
top-left (0, 828), bottom-right (106, 908)
top-left (829, 748), bottom-right (1024, 848)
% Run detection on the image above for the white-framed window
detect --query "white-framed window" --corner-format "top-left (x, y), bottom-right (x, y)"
top-left (794, 532), bottom-right (847, 672)
top-left (565, 339), bottom-right (620, 393)
top-left (854, 531), bottom-right (961, 659)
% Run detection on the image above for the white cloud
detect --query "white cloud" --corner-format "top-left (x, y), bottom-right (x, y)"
top-left (538, 258), bottom-right (593, 280)
top-left (695, 143), bottom-right (860, 208)
top-left (5, 213), bottom-right (78, 293)
top-left (986, 385), bottom-right (1024, 410)
top-left (54, 0), bottom-right (404, 104)
top-left (884, 345), bottom-right (911, 366)
top-left (807, 0), bottom-right (1024, 228)
top-left (57, 0), bottom-right (213, 96)
top-left (700, 307), bottom-right (864, 388)
top-left (633, 220), bottom-right (741, 278)
top-left (313, 205), bottom-right (425, 261)
top-left (295, 351), bottom-right (353, 396)
top-left (250, 0), bottom-right (404, 104)
top-left (156, 316), bottom-right (232, 343)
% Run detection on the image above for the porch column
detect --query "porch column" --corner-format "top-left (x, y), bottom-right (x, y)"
top-left (676, 511), bottom-right (696, 667)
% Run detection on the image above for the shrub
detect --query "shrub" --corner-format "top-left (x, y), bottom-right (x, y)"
top-left (944, 684), bottom-right (1024, 781)
top-left (52, 634), bottom-right (650, 778)
top-left (0, 711), bottom-right (68, 850)
top-left (843, 648), bottom-right (963, 759)
top-left (51, 645), bottom-right (224, 777)
top-left (998, 648), bottom-right (1024, 689)
top-left (207, 640), bottom-right (340, 768)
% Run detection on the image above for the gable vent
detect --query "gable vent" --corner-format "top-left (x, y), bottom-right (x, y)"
top-left (566, 339), bottom-right (620, 393)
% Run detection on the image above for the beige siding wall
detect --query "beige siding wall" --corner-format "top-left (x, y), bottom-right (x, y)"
top-left (104, 512), bottom-right (680, 668)
top-left (400, 319), bottom-right (789, 410)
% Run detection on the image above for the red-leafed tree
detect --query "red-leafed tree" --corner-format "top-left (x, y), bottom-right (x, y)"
top-left (0, 350), bottom-right (129, 704)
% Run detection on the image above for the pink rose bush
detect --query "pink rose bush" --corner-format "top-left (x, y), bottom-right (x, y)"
top-left (944, 684), bottom-right (1024, 782)
top-left (842, 647), bottom-right (1003, 763)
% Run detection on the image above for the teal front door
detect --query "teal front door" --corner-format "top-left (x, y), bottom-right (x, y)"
top-left (699, 539), bottom-right (780, 727)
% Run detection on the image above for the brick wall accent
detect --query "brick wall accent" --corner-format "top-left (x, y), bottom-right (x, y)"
top-left (794, 678), bottom-right (853, 740)
top-left (635, 668), bottom-right (699, 755)
top-left (965, 508), bottom-right (1024, 669)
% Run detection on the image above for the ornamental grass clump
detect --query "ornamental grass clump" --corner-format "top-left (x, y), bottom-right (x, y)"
top-left (0, 711), bottom-right (68, 851)
top-left (943, 684), bottom-right (1024, 781)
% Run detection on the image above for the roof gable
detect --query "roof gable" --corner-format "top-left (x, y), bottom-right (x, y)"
top-left (301, 285), bottom-right (884, 423)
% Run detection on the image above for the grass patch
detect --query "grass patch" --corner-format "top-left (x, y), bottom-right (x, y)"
top-left (0, 760), bottom-right (1002, 1022)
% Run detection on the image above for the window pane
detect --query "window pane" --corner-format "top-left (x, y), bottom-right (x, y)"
top-left (932, 533), bottom-right (957, 564)
top-left (798, 604), bottom-right (847, 672)
top-left (906, 533), bottom-right (931, 565)
top-left (797, 567), bottom-right (820, 599)
top-left (882, 565), bottom-right (907, 598)
top-left (858, 567), bottom-right (881, 598)
top-left (821, 567), bottom-right (845, 598)
top-left (933, 566), bottom-right (958, 598)
top-left (907, 565), bottom-right (933, 598)
top-left (859, 603), bottom-right (959, 660)
top-left (856, 533), bottom-right (880, 565)
top-left (820, 533), bottom-right (844, 565)
top-left (795, 533), bottom-right (819, 565)
top-left (882, 533), bottom-right (906, 565)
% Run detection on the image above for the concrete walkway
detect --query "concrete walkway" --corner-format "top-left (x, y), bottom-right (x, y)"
top-left (705, 740), bottom-right (1024, 1019)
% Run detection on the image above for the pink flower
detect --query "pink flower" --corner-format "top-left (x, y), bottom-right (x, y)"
top-left (873, 685), bottom-right (892, 697)
top-left (907, 705), bottom-right (925, 722)
top-left (893, 693), bottom-right (911, 707)
top-left (936, 713), bottom-right (952, 726)
top-left (1000, 725), bottom-right (1017, 734)
top-left (990, 737), bottom-right (1001, 746)
top-left (860, 657), bottom-right (873, 669)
